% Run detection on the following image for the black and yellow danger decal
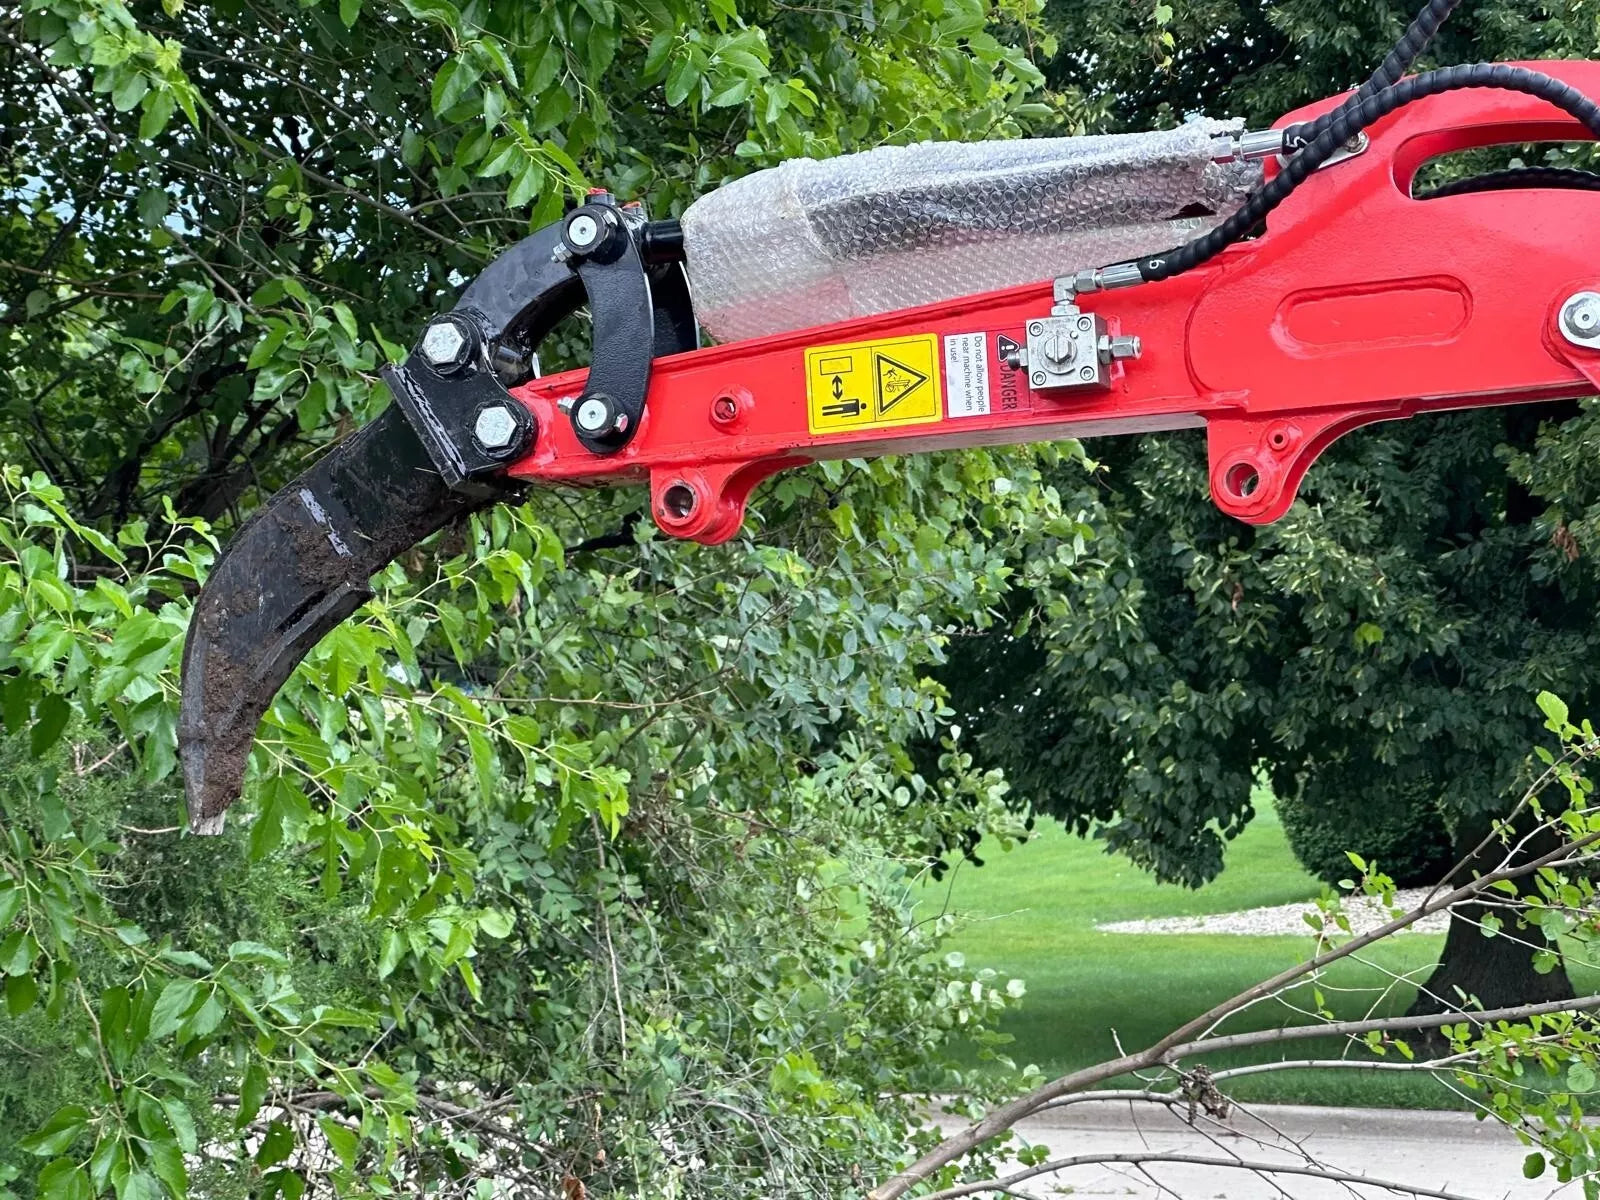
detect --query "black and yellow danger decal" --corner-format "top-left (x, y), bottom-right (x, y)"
top-left (804, 333), bottom-right (941, 435)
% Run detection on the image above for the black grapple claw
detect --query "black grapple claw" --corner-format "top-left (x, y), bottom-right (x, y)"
top-left (178, 408), bottom-right (493, 831)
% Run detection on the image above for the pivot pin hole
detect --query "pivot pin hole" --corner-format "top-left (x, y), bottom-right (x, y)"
top-left (1224, 463), bottom-right (1261, 500)
top-left (661, 482), bottom-right (697, 520)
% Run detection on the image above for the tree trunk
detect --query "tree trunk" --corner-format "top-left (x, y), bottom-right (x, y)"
top-left (1405, 814), bottom-right (1575, 1022)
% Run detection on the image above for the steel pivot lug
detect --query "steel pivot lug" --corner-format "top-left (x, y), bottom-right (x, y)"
top-left (560, 204), bottom-right (623, 261)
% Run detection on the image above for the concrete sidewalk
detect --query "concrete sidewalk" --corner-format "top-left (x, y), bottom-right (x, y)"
top-left (940, 1102), bottom-right (1583, 1198)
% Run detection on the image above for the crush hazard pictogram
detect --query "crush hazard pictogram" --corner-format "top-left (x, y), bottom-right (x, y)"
top-left (874, 354), bottom-right (929, 415)
top-left (804, 334), bottom-right (941, 435)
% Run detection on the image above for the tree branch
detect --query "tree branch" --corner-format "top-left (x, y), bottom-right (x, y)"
top-left (918, 1152), bottom-right (1485, 1200)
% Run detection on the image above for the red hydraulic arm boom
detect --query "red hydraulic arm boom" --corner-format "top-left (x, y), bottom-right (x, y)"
top-left (506, 61), bottom-right (1600, 543)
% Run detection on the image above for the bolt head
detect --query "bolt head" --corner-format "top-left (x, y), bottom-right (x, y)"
top-left (474, 404), bottom-right (520, 452)
top-left (1079, 366), bottom-right (1096, 381)
top-left (1028, 321), bottom-right (1044, 336)
top-left (421, 320), bottom-right (468, 368)
top-left (1077, 316), bottom-right (1093, 332)
top-left (711, 395), bottom-right (740, 424)
top-left (566, 213), bottom-right (601, 249)
top-left (575, 396), bottom-right (613, 434)
top-left (1561, 292), bottom-right (1600, 344)
top-left (1031, 371), bottom-right (1047, 386)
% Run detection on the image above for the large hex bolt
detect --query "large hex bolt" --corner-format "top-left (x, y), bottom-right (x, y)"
top-left (1561, 292), bottom-right (1600, 347)
top-left (420, 318), bottom-right (471, 372)
top-left (472, 402), bottom-right (527, 460)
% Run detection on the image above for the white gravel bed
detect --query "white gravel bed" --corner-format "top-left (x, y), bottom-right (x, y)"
top-left (1095, 887), bottom-right (1451, 936)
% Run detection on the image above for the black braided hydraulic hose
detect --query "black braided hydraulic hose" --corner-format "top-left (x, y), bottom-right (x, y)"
top-left (1284, 0), bottom-right (1464, 150)
top-left (1136, 63), bottom-right (1600, 284)
top-left (1415, 164), bottom-right (1600, 198)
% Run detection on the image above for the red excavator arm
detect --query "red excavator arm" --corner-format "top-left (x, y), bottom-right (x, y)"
top-left (178, 56), bottom-right (1600, 829)
top-left (506, 62), bottom-right (1600, 539)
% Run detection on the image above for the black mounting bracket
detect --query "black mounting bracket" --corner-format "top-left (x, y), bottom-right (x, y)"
top-left (381, 197), bottom-right (696, 496)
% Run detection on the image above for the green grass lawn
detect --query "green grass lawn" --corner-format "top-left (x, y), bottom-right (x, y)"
top-left (920, 796), bottom-right (1473, 1107)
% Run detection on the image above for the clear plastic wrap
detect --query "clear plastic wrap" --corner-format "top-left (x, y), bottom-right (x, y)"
top-left (680, 119), bottom-right (1262, 343)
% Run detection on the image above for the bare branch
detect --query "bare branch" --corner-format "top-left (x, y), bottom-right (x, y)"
top-left (918, 1152), bottom-right (1486, 1200)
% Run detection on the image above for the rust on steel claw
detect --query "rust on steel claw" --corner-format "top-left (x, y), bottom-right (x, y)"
top-left (178, 407), bottom-right (493, 831)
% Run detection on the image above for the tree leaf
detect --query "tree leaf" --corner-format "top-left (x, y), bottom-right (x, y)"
top-left (431, 58), bottom-right (481, 115)
top-left (1567, 1062), bottom-right (1595, 1093)
top-left (145, 1138), bottom-right (187, 1200)
top-left (477, 138), bottom-right (521, 178)
top-left (0, 885), bottom-right (22, 930)
top-left (30, 693), bottom-right (71, 757)
top-left (530, 86), bottom-right (572, 133)
top-left (318, 1117), bottom-right (359, 1168)
top-left (228, 940), bottom-right (290, 965)
top-left (506, 159), bottom-right (545, 209)
top-left (37, 1159), bottom-right (90, 1200)
top-left (1538, 691), bottom-right (1570, 730)
top-left (160, 1099), bottom-right (198, 1154)
top-left (5, 972), bottom-right (39, 1016)
top-left (19, 1106), bottom-right (91, 1156)
top-left (112, 70), bottom-right (150, 113)
top-left (137, 188), bottom-right (169, 229)
top-left (236, 1060), bottom-right (269, 1131)
top-left (148, 979), bottom-right (200, 1040)
top-left (255, 1120), bottom-right (295, 1169)
top-left (664, 55), bottom-right (698, 106)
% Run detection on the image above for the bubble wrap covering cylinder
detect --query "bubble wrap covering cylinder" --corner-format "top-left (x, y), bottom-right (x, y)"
top-left (680, 119), bottom-right (1262, 344)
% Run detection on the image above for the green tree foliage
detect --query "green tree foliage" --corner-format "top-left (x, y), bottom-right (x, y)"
top-left (0, 452), bottom-right (1070, 1197)
top-left (0, 0), bottom-right (1103, 1195)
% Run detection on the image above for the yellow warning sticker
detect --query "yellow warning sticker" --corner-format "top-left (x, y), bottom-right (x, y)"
top-left (804, 333), bottom-right (942, 435)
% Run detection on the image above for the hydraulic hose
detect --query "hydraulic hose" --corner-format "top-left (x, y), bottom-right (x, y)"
top-left (1283, 0), bottom-right (1465, 150)
top-left (1414, 164), bottom-right (1600, 198)
top-left (1136, 63), bottom-right (1600, 283)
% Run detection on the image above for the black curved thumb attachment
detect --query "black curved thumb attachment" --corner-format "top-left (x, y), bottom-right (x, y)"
top-left (178, 199), bottom-right (695, 830)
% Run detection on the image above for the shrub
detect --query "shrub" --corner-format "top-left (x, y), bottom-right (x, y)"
top-left (1276, 760), bottom-right (1455, 887)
